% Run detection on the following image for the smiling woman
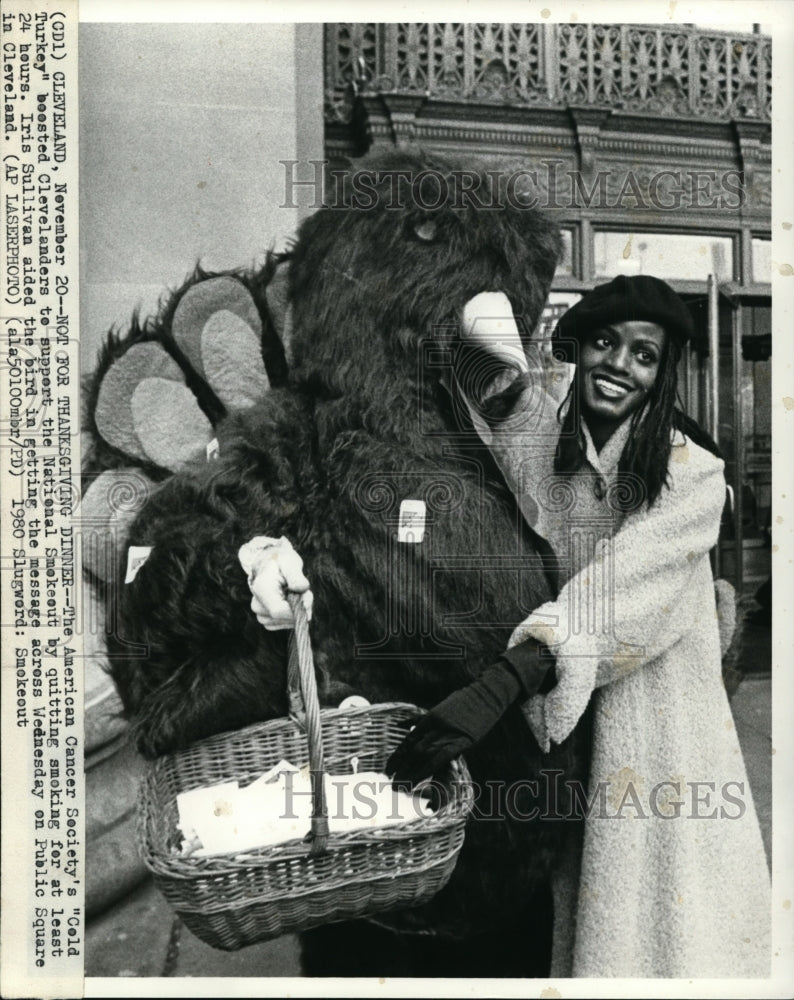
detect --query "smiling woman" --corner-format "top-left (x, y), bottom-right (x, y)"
top-left (550, 275), bottom-right (707, 510)
top-left (578, 319), bottom-right (665, 448)
top-left (452, 276), bottom-right (772, 977)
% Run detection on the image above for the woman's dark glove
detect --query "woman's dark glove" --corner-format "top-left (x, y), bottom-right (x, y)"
top-left (386, 637), bottom-right (554, 785)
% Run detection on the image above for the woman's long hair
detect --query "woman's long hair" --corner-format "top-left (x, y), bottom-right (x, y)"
top-left (480, 337), bottom-right (723, 511)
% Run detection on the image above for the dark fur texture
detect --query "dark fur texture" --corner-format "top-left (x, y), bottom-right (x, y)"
top-left (97, 149), bottom-right (584, 975)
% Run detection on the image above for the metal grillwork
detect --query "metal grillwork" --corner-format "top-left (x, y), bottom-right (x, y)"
top-left (324, 23), bottom-right (771, 124)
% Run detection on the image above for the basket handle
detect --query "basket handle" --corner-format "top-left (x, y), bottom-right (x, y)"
top-left (287, 593), bottom-right (329, 855)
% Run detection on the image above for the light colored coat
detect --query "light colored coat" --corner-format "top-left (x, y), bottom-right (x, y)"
top-left (474, 365), bottom-right (771, 978)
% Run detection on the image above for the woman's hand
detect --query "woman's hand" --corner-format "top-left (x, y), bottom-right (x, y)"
top-left (387, 639), bottom-right (554, 784)
top-left (238, 536), bottom-right (313, 630)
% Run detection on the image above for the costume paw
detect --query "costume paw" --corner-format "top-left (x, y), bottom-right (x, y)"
top-left (89, 269), bottom-right (288, 476)
top-left (94, 341), bottom-right (214, 472)
top-left (171, 276), bottom-right (270, 410)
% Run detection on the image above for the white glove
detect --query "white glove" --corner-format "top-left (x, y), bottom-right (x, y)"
top-left (238, 536), bottom-right (313, 630)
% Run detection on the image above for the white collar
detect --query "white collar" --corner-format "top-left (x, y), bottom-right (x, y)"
top-left (580, 416), bottom-right (635, 475)
top-left (556, 391), bottom-right (636, 476)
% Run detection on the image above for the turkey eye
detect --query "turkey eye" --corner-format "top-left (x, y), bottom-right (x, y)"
top-left (413, 218), bottom-right (438, 242)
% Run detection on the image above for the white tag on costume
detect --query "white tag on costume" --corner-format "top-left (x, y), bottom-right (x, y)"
top-left (206, 438), bottom-right (220, 461)
top-left (398, 499), bottom-right (426, 543)
top-left (125, 545), bottom-right (153, 583)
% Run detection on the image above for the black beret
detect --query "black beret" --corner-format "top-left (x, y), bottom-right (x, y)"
top-left (553, 275), bottom-right (694, 362)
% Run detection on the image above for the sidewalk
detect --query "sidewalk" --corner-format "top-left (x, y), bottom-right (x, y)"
top-left (730, 673), bottom-right (773, 867)
top-left (85, 670), bottom-right (773, 980)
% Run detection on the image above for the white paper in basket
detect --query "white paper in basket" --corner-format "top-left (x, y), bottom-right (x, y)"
top-left (176, 759), bottom-right (435, 856)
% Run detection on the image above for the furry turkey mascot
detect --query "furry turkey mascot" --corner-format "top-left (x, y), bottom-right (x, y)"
top-left (82, 149), bottom-right (593, 976)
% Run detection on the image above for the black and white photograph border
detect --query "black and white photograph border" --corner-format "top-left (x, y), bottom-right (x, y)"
top-left (75, 1), bottom-right (793, 997)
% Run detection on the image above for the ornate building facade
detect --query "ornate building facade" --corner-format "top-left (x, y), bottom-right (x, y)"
top-left (324, 22), bottom-right (772, 594)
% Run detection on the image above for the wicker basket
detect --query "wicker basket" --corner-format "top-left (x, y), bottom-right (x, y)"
top-left (138, 596), bottom-right (474, 950)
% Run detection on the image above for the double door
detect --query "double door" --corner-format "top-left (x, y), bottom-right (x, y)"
top-left (680, 283), bottom-right (772, 596)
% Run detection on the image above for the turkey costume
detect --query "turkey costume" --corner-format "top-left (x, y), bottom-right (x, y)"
top-left (468, 277), bottom-right (771, 978)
